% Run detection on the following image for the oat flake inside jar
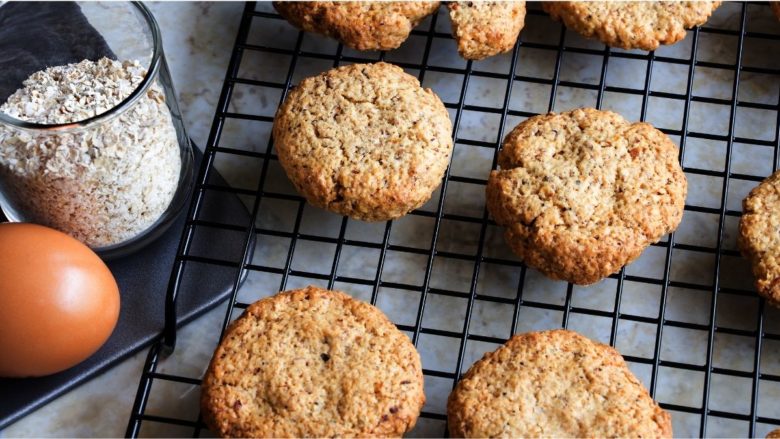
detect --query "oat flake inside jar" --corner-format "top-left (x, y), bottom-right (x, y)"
top-left (0, 2), bottom-right (193, 258)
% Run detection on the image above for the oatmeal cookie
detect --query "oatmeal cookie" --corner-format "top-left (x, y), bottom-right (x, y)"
top-left (542, 1), bottom-right (721, 50)
top-left (447, 329), bottom-right (672, 438)
top-left (273, 1), bottom-right (440, 51)
top-left (272, 62), bottom-right (453, 221)
top-left (447, 1), bottom-right (526, 60)
top-left (738, 171), bottom-right (780, 307)
top-left (486, 108), bottom-right (686, 285)
top-left (201, 286), bottom-right (425, 437)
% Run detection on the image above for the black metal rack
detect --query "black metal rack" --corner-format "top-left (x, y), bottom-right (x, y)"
top-left (126, 2), bottom-right (780, 437)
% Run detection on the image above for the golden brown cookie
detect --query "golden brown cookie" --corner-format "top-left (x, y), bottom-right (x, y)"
top-left (447, 329), bottom-right (672, 438)
top-left (738, 171), bottom-right (780, 307)
top-left (542, 1), bottom-right (722, 50)
top-left (486, 108), bottom-right (687, 285)
top-left (768, 428), bottom-right (780, 439)
top-left (273, 1), bottom-right (440, 51)
top-left (201, 286), bottom-right (425, 437)
top-left (272, 62), bottom-right (453, 221)
top-left (447, 1), bottom-right (526, 60)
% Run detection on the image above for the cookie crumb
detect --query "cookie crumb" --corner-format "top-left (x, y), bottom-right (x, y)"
top-left (448, 1), bottom-right (526, 60)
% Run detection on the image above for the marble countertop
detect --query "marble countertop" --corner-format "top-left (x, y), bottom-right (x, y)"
top-left (3, 2), bottom-right (780, 438)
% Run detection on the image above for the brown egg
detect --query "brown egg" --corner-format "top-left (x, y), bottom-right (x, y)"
top-left (0, 223), bottom-right (120, 377)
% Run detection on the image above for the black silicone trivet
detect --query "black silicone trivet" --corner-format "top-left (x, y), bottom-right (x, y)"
top-left (0, 146), bottom-right (252, 430)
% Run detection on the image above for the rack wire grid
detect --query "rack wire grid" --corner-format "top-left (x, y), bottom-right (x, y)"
top-left (126, 2), bottom-right (780, 437)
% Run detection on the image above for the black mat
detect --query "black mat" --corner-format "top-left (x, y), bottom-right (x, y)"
top-left (0, 147), bottom-right (251, 430)
top-left (0, 2), bottom-right (114, 102)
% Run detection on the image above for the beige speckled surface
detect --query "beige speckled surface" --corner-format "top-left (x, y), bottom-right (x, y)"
top-left (3, 2), bottom-right (780, 438)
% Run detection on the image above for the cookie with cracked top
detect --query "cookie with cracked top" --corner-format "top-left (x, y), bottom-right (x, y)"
top-left (486, 108), bottom-right (687, 285)
top-left (273, 1), bottom-right (440, 51)
top-left (272, 62), bottom-right (453, 221)
top-left (738, 170), bottom-right (780, 307)
top-left (201, 286), bottom-right (425, 437)
top-left (447, 1), bottom-right (526, 60)
top-left (447, 329), bottom-right (672, 438)
top-left (542, 1), bottom-right (721, 50)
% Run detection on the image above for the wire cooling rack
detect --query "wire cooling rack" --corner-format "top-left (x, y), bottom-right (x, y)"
top-left (126, 2), bottom-right (780, 437)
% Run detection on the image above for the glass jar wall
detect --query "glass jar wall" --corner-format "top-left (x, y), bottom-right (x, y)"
top-left (0, 2), bottom-right (194, 259)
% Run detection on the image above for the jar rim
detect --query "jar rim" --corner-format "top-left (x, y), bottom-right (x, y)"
top-left (0, 1), bottom-right (162, 132)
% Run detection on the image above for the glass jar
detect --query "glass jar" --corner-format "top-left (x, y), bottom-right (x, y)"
top-left (0, 2), bottom-right (194, 259)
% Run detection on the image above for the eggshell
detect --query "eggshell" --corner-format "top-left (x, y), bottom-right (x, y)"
top-left (0, 223), bottom-right (120, 377)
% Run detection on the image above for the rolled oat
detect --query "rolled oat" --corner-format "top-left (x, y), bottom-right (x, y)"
top-left (0, 57), bottom-right (181, 247)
